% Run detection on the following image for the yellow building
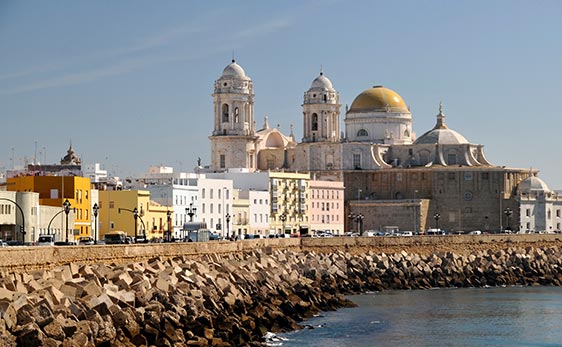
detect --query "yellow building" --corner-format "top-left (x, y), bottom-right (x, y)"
top-left (98, 190), bottom-right (171, 241)
top-left (269, 172), bottom-right (310, 235)
top-left (7, 175), bottom-right (92, 240)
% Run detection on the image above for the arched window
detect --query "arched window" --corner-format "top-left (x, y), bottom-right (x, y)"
top-left (234, 107), bottom-right (240, 123)
top-left (222, 104), bottom-right (229, 123)
top-left (312, 113), bottom-right (318, 131)
top-left (357, 129), bottom-right (368, 137)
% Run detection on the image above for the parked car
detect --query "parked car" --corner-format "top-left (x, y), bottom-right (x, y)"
top-left (0, 239), bottom-right (7, 247)
top-left (78, 236), bottom-right (94, 245)
top-left (37, 234), bottom-right (55, 246)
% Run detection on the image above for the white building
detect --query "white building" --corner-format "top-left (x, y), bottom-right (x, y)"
top-left (517, 174), bottom-right (562, 233)
top-left (134, 166), bottom-right (234, 237)
top-left (0, 190), bottom-right (73, 244)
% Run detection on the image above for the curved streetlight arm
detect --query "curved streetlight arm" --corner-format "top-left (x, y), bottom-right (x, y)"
top-left (0, 198), bottom-right (26, 241)
top-left (47, 209), bottom-right (66, 234)
top-left (119, 207), bottom-right (147, 237)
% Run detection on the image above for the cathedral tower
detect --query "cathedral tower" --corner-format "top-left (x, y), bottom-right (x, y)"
top-left (209, 60), bottom-right (257, 171)
top-left (302, 71), bottom-right (341, 143)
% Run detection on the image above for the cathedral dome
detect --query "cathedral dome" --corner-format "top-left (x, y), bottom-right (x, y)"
top-left (518, 175), bottom-right (550, 194)
top-left (310, 72), bottom-right (334, 91)
top-left (414, 128), bottom-right (469, 145)
top-left (414, 104), bottom-right (469, 145)
top-left (349, 86), bottom-right (409, 113)
top-left (221, 59), bottom-right (247, 79)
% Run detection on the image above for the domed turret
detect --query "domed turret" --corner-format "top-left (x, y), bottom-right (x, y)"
top-left (309, 72), bottom-right (334, 91)
top-left (518, 174), bottom-right (551, 194)
top-left (414, 103), bottom-right (469, 145)
top-left (221, 59), bottom-right (249, 79)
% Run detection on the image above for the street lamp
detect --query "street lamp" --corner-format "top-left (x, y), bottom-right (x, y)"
top-left (356, 213), bottom-right (364, 235)
top-left (433, 212), bottom-right (441, 232)
top-left (133, 207), bottom-right (139, 239)
top-left (504, 208), bottom-right (513, 231)
top-left (226, 213), bottom-right (231, 239)
top-left (63, 199), bottom-right (71, 243)
top-left (279, 212), bottom-right (287, 236)
top-left (186, 203), bottom-right (197, 222)
top-left (118, 207), bottom-right (145, 242)
top-left (166, 210), bottom-right (172, 242)
top-left (92, 203), bottom-right (99, 244)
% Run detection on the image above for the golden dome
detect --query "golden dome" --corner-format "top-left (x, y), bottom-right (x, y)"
top-left (349, 86), bottom-right (409, 113)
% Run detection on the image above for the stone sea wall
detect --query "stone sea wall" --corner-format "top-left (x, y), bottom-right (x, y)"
top-left (1, 235), bottom-right (562, 346)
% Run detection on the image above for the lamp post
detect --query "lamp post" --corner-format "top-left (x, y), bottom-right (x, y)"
top-left (185, 203), bottom-right (197, 241)
top-left (133, 207), bottom-right (139, 239)
top-left (118, 207), bottom-right (144, 241)
top-left (279, 212), bottom-right (287, 236)
top-left (92, 203), bottom-right (99, 244)
top-left (504, 207), bottom-right (513, 231)
top-left (226, 213), bottom-right (231, 239)
top-left (63, 199), bottom-right (71, 243)
top-left (166, 210), bottom-right (172, 242)
top-left (413, 190), bottom-right (418, 232)
top-left (186, 203), bottom-right (197, 222)
top-left (356, 213), bottom-right (364, 235)
top-left (433, 212), bottom-right (441, 232)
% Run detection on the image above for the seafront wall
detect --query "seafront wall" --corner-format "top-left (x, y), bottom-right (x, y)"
top-left (1, 235), bottom-right (562, 346)
top-left (0, 234), bottom-right (561, 270)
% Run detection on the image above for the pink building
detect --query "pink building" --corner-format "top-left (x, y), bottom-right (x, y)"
top-left (309, 180), bottom-right (345, 235)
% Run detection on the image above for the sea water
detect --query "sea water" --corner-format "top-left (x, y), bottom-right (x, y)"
top-left (273, 286), bottom-right (562, 347)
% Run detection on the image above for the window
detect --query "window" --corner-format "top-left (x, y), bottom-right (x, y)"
top-left (202, 188), bottom-right (206, 199)
top-left (447, 153), bottom-right (457, 165)
top-left (312, 113), bottom-right (318, 131)
top-left (353, 153), bottom-right (361, 169)
top-left (526, 209), bottom-right (531, 217)
top-left (222, 104), bottom-right (229, 123)
top-left (464, 172), bottom-right (473, 181)
top-left (557, 210), bottom-right (560, 218)
top-left (202, 203), bottom-right (205, 213)
top-left (234, 107), bottom-right (240, 123)
top-left (481, 172), bottom-right (489, 180)
top-left (220, 155), bottom-right (226, 169)
top-left (448, 172), bottom-right (456, 180)
top-left (210, 189), bottom-right (214, 199)
top-left (210, 204), bottom-right (214, 213)
top-left (357, 129), bottom-right (368, 137)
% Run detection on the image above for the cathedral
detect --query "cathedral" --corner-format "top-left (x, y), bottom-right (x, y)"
top-left (209, 60), bottom-right (562, 233)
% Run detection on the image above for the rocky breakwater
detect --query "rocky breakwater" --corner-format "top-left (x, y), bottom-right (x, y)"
top-left (0, 250), bottom-right (353, 347)
top-left (1, 245), bottom-right (562, 346)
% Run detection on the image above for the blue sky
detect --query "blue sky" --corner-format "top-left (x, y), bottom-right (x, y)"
top-left (1, 1), bottom-right (562, 187)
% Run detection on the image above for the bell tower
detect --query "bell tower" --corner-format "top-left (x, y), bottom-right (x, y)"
top-left (302, 70), bottom-right (341, 143)
top-left (209, 60), bottom-right (257, 171)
